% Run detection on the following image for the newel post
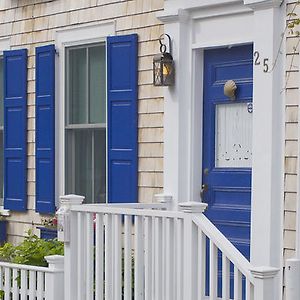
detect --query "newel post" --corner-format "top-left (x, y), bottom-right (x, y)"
top-left (250, 267), bottom-right (279, 300)
top-left (179, 202), bottom-right (207, 300)
top-left (57, 194), bottom-right (84, 300)
top-left (45, 255), bottom-right (64, 300)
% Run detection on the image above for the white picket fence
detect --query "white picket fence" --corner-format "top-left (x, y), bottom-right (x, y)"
top-left (61, 195), bottom-right (279, 300)
top-left (0, 255), bottom-right (64, 300)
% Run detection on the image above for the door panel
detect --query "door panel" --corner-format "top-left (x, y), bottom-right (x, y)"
top-left (202, 45), bottom-right (253, 261)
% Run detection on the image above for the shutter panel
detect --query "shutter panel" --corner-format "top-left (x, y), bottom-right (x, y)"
top-left (3, 49), bottom-right (27, 211)
top-left (107, 34), bottom-right (138, 203)
top-left (35, 45), bottom-right (55, 213)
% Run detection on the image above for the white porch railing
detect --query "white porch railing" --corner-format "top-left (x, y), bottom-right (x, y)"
top-left (0, 255), bottom-right (64, 300)
top-left (61, 195), bottom-right (279, 300)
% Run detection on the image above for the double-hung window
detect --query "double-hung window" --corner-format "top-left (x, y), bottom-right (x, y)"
top-left (0, 57), bottom-right (3, 206)
top-left (65, 43), bottom-right (106, 204)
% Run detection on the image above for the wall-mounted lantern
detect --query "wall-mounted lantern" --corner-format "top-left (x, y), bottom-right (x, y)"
top-left (153, 34), bottom-right (175, 86)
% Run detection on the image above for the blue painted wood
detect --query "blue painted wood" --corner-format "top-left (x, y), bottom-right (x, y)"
top-left (3, 49), bottom-right (27, 211)
top-left (35, 45), bottom-right (56, 213)
top-left (37, 227), bottom-right (57, 240)
top-left (0, 221), bottom-right (7, 245)
top-left (202, 45), bottom-right (253, 298)
top-left (107, 34), bottom-right (138, 203)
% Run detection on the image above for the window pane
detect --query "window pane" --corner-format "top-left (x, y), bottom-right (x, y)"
top-left (66, 129), bottom-right (93, 203)
top-left (94, 129), bottom-right (106, 203)
top-left (0, 131), bottom-right (3, 204)
top-left (68, 48), bottom-right (87, 124)
top-left (215, 102), bottom-right (252, 168)
top-left (89, 45), bottom-right (106, 124)
top-left (0, 58), bottom-right (3, 127)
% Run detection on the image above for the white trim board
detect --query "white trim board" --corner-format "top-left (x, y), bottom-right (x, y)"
top-left (160, 1), bottom-right (284, 299)
top-left (55, 21), bottom-right (115, 205)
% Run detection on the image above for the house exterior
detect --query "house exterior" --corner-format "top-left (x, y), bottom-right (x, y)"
top-left (0, 0), bottom-right (299, 299)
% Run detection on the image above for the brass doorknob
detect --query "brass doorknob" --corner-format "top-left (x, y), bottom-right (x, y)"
top-left (200, 184), bottom-right (208, 200)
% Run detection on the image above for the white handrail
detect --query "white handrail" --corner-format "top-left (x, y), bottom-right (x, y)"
top-left (193, 214), bottom-right (254, 283)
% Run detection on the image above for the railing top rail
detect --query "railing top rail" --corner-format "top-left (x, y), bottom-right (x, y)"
top-left (0, 261), bottom-right (58, 273)
top-left (193, 214), bottom-right (255, 283)
top-left (71, 204), bottom-right (186, 219)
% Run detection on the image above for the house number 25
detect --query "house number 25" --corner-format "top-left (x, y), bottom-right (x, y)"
top-left (254, 51), bottom-right (269, 73)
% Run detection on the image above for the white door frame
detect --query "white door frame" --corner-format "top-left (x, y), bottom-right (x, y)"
top-left (158, 1), bottom-right (285, 298)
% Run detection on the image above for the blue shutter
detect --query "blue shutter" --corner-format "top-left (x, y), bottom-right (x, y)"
top-left (3, 49), bottom-right (27, 211)
top-left (35, 45), bottom-right (55, 213)
top-left (107, 34), bottom-right (138, 203)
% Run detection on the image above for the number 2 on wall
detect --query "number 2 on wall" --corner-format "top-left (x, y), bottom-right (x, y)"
top-left (254, 51), bottom-right (269, 73)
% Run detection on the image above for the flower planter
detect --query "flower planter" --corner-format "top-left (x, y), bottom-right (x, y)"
top-left (37, 227), bottom-right (57, 240)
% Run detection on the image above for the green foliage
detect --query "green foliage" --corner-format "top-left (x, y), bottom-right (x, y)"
top-left (0, 230), bottom-right (63, 267)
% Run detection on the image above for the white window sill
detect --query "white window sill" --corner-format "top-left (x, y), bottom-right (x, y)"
top-left (0, 207), bottom-right (10, 217)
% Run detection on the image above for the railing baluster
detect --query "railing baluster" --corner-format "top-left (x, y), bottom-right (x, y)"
top-left (134, 215), bottom-right (144, 300)
top-left (95, 213), bottom-right (104, 300)
top-left (124, 215), bottom-right (132, 300)
top-left (36, 271), bottom-right (43, 300)
top-left (155, 217), bottom-right (163, 299)
top-left (86, 213), bottom-right (94, 300)
top-left (28, 270), bottom-right (36, 299)
top-left (105, 214), bottom-right (113, 300)
top-left (151, 216), bottom-right (156, 298)
top-left (20, 270), bottom-right (27, 300)
top-left (77, 212), bottom-right (84, 300)
top-left (145, 216), bottom-right (153, 300)
top-left (12, 268), bottom-right (18, 300)
top-left (246, 279), bottom-right (254, 300)
top-left (209, 241), bottom-right (218, 300)
top-left (234, 266), bottom-right (243, 300)
top-left (197, 228), bottom-right (206, 299)
top-left (162, 217), bottom-right (166, 298)
top-left (114, 214), bottom-right (122, 300)
top-left (175, 218), bottom-right (183, 300)
top-left (165, 218), bottom-right (174, 300)
top-left (222, 254), bottom-right (230, 300)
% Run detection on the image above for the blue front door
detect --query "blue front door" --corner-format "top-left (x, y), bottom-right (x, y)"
top-left (202, 45), bottom-right (253, 260)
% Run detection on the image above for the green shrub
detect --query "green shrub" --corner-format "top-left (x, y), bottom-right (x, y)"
top-left (0, 230), bottom-right (64, 267)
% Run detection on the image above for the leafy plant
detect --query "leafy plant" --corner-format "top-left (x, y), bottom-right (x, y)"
top-left (0, 230), bottom-right (63, 267)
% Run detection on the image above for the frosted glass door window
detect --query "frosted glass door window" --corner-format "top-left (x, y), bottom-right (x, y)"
top-left (215, 102), bottom-right (252, 168)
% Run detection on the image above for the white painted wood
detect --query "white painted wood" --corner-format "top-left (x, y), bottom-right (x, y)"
top-left (124, 215), bottom-right (132, 300)
top-left (12, 269), bottom-right (18, 300)
top-left (55, 22), bottom-right (115, 202)
top-left (197, 228), bottom-right (205, 299)
top-left (20, 270), bottom-right (27, 300)
top-left (165, 217), bottom-right (174, 300)
top-left (246, 279), bottom-right (254, 300)
top-left (36, 271), bottom-right (43, 300)
top-left (234, 266), bottom-right (242, 300)
top-left (113, 214), bottom-right (122, 300)
top-left (144, 216), bottom-right (153, 300)
top-left (161, 217), bottom-right (166, 299)
top-left (134, 216), bottom-right (144, 300)
top-left (3, 268), bottom-right (9, 300)
top-left (222, 254), bottom-right (230, 300)
top-left (209, 241), bottom-right (218, 300)
top-left (154, 217), bottom-right (162, 299)
top-left (175, 218), bottom-right (183, 300)
top-left (95, 213), bottom-right (104, 300)
top-left (86, 213), bottom-right (94, 300)
top-left (104, 214), bottom-right (113, 299)
top-left (28, 271), bottom-right (36, 299)
top-left (77, 212), bottom-right (84, 300)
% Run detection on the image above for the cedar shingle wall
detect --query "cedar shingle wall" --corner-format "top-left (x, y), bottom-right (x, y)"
top-left (0, 0), bottom-right (164, 244)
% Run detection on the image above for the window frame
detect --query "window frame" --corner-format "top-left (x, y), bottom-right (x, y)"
top-left (65, 43), bottom-right (107, 203)
top-left (55, 21), bottom-right (115, 205)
